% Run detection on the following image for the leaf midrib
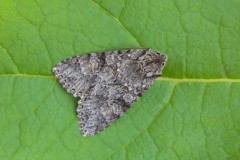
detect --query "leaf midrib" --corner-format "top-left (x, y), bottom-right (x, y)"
top-left (0, 74), bottom-right (240, 83)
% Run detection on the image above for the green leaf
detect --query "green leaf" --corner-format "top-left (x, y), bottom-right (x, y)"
top-left (1, 0), bottom-right (240, 159)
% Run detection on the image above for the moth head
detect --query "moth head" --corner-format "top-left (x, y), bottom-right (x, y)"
top-left (143, 50), bottom-right (167, 77)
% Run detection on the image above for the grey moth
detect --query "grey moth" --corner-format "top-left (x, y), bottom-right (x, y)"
top-left (53, 48), bottom-right (167, 136)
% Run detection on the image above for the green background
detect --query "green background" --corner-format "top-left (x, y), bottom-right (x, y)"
top-left (0, 0), bottom-right (240, 159)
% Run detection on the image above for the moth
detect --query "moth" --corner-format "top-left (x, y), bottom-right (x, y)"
top-left (53, 48), bottom-right (167, 136)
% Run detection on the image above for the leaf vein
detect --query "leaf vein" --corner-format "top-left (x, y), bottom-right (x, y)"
top-left (90, 0), bottom-right (142, 47)
top-left (0, 80), bottom-right (56, 134)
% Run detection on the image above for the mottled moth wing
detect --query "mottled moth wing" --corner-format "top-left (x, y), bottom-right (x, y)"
top-left (53, 49), bottom-right (167, 136)
top-left (53, 53), bottom-right (102, 97)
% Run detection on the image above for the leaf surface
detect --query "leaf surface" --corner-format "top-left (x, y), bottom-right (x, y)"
top-left (0, 0), bottom-right (240, 159)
